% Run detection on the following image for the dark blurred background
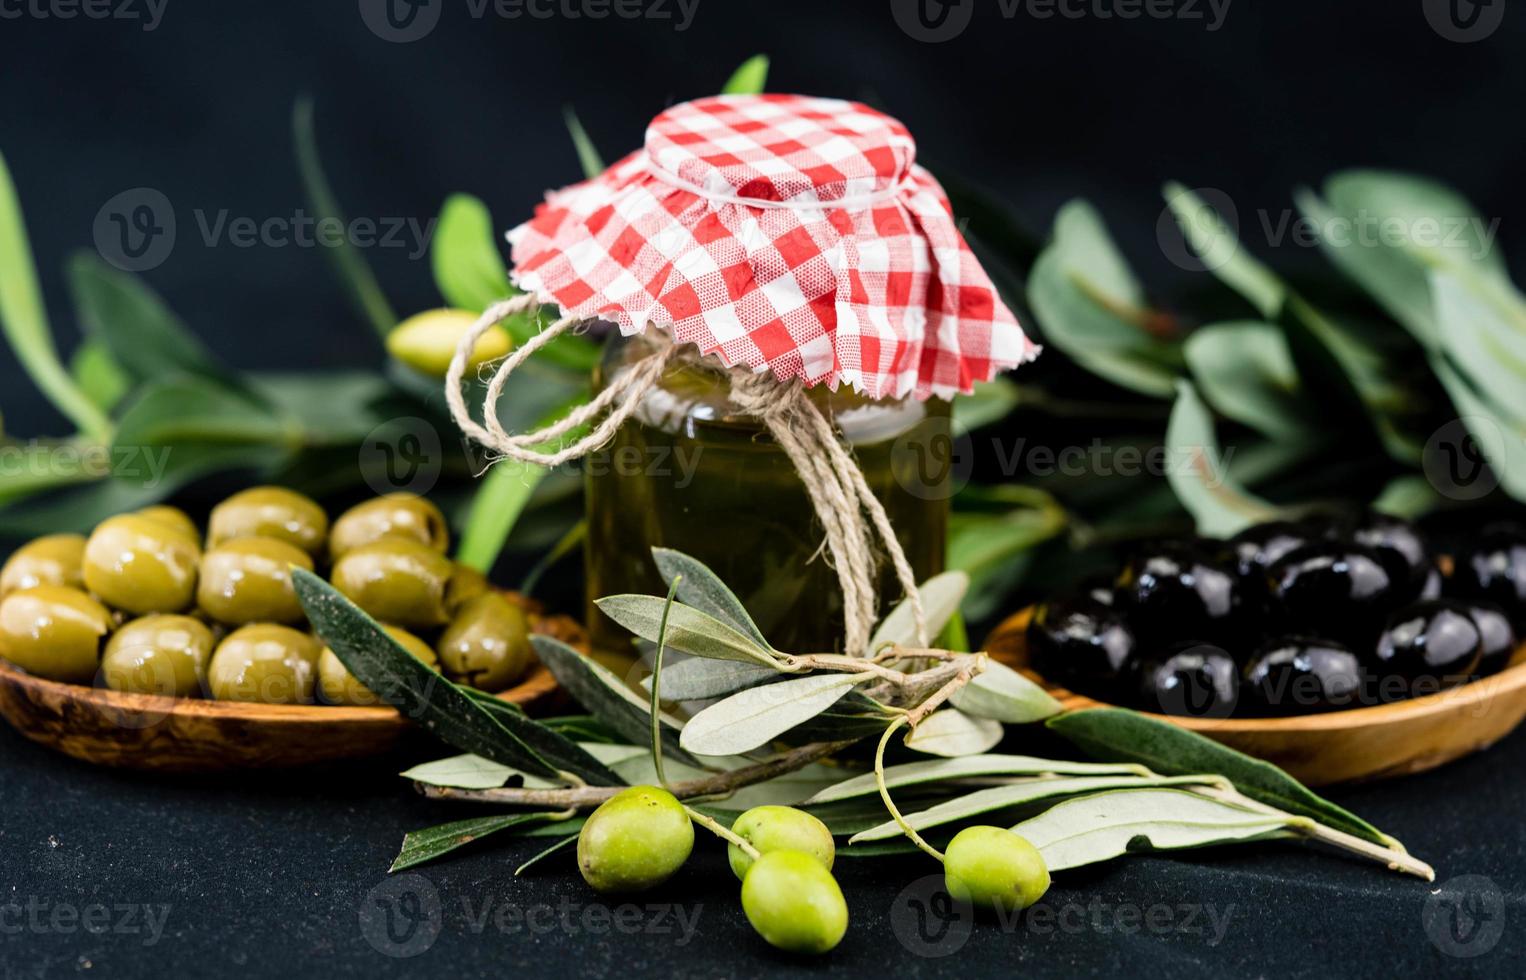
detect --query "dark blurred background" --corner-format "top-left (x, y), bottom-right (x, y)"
top-left (2, 0), bottom-right (1524, 437)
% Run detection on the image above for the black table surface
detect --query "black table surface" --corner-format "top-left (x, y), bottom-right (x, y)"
top-left (1, 710), bottom-right (1521, 979)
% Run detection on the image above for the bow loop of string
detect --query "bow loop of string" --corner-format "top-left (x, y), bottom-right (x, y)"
top-left (445, 296), bottom-right (928, 654)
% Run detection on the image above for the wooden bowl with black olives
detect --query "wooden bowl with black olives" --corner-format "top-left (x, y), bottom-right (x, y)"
top-left (987, 515), bottom-right (1526, 786)
top-left (0, 488), bottom-right (583, 772)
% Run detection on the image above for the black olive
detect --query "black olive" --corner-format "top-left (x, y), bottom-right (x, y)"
top-left (1027, 596), bottom-right (1136, 699)
top-left (1451, 527), bottom-right (1526, 630)
top-left (1419, 565), bottom-right (1443, 601)
top-left (1134, 642), bottom-right (1238, 719)
top-left (1228, 521), bottom-right (1316, 583)
top-left (1373, 600), bottom-right (1483, 699)
top-left (1243, 638), bottom-right (1364, 715)
top-left (1115, 546), bottom-right (1243, 646)
top-left (1467, 604), bottom-right (1519, 677)
top-left (1077, 574), bottom-right (1117, 608)
top-left (1351, 513), bottom-right (1433, 600)
top-left (1267, 543), bottom-right (1403, 651)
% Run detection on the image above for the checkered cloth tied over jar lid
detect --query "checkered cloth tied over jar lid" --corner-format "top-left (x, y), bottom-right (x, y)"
top-left (508, 94), bottom-right (1039, 401)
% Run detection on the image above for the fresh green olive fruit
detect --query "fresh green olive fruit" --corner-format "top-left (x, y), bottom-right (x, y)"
top-left (444, 564), bottom-right (491, 614)
top-left (577, 786), bottom-right (694, 894)
top-left (207, 624), bottom-right (321, 704)
top-left (331, 539), bottom-right (455, 629)
top-left (329, 493), bottom-right (450, 561)
top-left (196, 537), bottom-right (314, 625)
top-left (387, 308), bottom-right (511, 377)
top-left (943, 826), bottom-right (1050, 913)
top-left (207, 486), bottom-right (328, 556)
top-left (317, 625), bottom-right (438, 706)
top-left (136, 505), bottom-right (201, 545)
top-left (100, 615), bottom-right (216, 697)
top-left (83, 514), bottom-right (201, 615)
top-left (728, 806), bottom-right (835, 880)
top-left (1, 534), bottom-right (87, 596)
top-left (436, 592), bottom-right (532, 691)
top-left (740, 849), bottom-right (849, 955)
top-left (0, 586), bottom-right (113, 684)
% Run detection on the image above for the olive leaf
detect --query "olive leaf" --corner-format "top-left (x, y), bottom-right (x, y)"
top-left (948, 659), bottom-right (1062, 724)
top-left (529, 635), bottom-right (701, 768)
top-left (69, 339), bottom-right (130, 412)
top-left (952, 378), bottom-right (1021, 436)
top-left (594, 595), bottom-right (786, 667)
top-left (805, 754), bottom-right (1151, 805)
top-left (1011, 788), bottom-right (1295, 872)
top-left (902, 709), bottom-right (1002, 757)
top-left (1184, 321), bottom-right (1310, 441)
top-left (562, 107), bottom-right (605, 180)
top-left (1046, 708), bottom-right (1391, 846)
top-left (400, 754), bottom-right (557, 791)
top-left (641, 657), bottom-right (778, 701)
top-left (1430, 356), bottom-right (1526, 500)
top-left (850, 774), bottom-right (1221, 843)
top-left (679, 673), bottom-right (865, 756)
top-left (292, 570), bottom-right (622, 786)
top-left (651, 547), bottom-right (770, 648)
top-left (1431, 270), bottom-right (1526, 423)
top-left (870, 570), bottom-right (969, 652)
top-left (1162, 182), bottom-right (1284, 318)
top-left (778, 690), bottom-right (899, 744)
top-left (1165, 380), bottom-right (1280, 538)
top-left (721, 54), bottom-right (769, 95)
top-left (432, 193), bottom-right (512, 313)
top-left (391, 812), bottom-right (572, 873)
top-left (515, 834), bottom-right (581, 876)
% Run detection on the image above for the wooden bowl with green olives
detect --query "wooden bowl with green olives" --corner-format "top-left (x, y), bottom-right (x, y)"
top-left (987, 518), bottom-right (1526, 786)
top-left (0, 489), bottom-right (585, 772)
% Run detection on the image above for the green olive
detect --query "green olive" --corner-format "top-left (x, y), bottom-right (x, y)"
top-left (436, 593), bottom-right (532, 691)
top-left (387, 308), bottom-right (512, 377)
top-left (740, 850), bottom-right (849, 954)
top-left (83, 514), bottom-right (201, 615)
top-left (207, 624), bottom-right (321, 704)
top-left (1, 534), bottom-right (87, 595)
top-left (444, 564), bottom-right (491, 614)
top-left (0, 586), bottom-right (113, 684)
top-left (207, 486), bottom-right (328, 556)
top-left (943, 826), bottom-right (1049, 913)
top-left (196, 537), bottom-right (314, 625)
top-left (100, 615), bottom-right (215, 697)
top-left (136, 505), bottom-right (201, 545)
top-left (728, 806), bottom-right (835, 880)
top-left (577, 786), bottom-right (694, 894)
top-left (329, 493), bottom-right (449, 560)
top-left (330, 540), bottom-right (454, 629)
top-left (318, 625), bottom-right (438, 706)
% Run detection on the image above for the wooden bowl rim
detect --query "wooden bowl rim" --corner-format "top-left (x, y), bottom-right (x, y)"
top-left (987, 606), bottom-right (1526, 734)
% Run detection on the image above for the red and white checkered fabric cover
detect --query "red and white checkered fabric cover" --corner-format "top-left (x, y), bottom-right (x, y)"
top-left (508, 94), bottom-right (1038, 400)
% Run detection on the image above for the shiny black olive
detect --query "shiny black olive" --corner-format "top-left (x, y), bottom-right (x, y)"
top-left (1228, 521), bottom-right (1316, 584)
top-left (1267, 543), bottom-right (1403, 651)
top-left (1077, 574), bottom-right (1116, 608)
top-left (1373, 600), bottom-right (1483, 698)
top-left (1027, 597), bottom-right (1136, 699)
top-left (1467, 604), bottom-right (1518, 677)
top-left (1243, 639), bottom-right (1364, 715)
top-left (1351, 513), bottom-right (1432, 599)
top-left (1451, 527), bottom-right (1526, 629)
top-left (1115, 546), bottom-right (1243, 646)
top-left (1419, 565), bottom-right (1443, 601)
top-left (1134, 642), bottom-right (1238, 719)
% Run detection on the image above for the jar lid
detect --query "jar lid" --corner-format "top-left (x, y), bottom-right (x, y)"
top-left (509, 94), bottom-right (1039, 400)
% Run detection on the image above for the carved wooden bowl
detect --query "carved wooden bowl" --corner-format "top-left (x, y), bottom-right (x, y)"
top-left (986, 607), bottom-right (1526, 787)
top-left (0, 593), bottom-right (582, 772)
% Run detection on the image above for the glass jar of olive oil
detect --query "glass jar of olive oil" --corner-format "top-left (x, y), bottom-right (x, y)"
top-left (585, 333), bottom-right (951, 657)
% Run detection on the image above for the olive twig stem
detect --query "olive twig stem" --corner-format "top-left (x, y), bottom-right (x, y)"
top-left (683, 805), bottom-right (761, 860)
top-left (874, 717), bottom-right (945, 863)
top-left (905, 654), bottom-right (985, 727)
top-left (650, 575), bottom-right (682, 791)
top-left (417, 740), bottom-right (857, 809)
top-left (1193, 785), bottom-right (1434, 881)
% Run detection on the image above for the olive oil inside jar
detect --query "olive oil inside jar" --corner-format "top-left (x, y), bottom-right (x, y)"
top-left (585, 333), bottom-right (951, 658)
